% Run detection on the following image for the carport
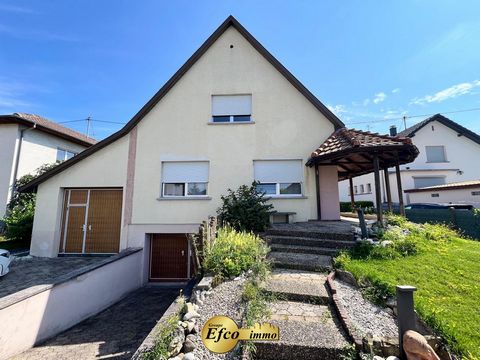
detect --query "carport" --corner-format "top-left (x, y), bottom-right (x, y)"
top-left (306, 128), bottom-right (419, 222)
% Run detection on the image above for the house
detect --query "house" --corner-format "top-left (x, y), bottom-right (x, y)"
top-left (18, 16), bottom-right (349, 282)
top-left (405, 180), bottom-right (480, 208)
top-left (338, 114), bottom-right (480, 206)
top-left (0, 113), bottom-right (96, 218)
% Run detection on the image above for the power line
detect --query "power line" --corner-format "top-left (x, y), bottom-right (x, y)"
top-left (57, 118), bottom-right (126, 125)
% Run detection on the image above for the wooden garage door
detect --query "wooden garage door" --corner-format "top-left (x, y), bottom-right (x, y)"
top-left (60, 189), bottom-right (122, 254)
top-left (150, 234), bottom-right (189, 281)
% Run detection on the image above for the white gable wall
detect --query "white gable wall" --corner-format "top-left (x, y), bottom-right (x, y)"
top-left (0, 124), bottom-right (20, 217)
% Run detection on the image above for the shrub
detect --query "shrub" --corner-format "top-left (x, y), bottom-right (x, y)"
top-left (340, 201), bottom-right (374, 213)
top-left (203, 227), bottom-right (270, 280)
top-left (217, 182), bottom-right (273, 233)
top-left (141, 313), bottom-right (180, 360)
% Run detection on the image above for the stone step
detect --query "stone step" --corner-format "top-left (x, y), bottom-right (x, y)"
top-left (255, 301), bottom-right (350, 360)
top-left (261, 269), bottom-right (330, 304)
top-left (266, 235), bottom-right (356, 249)
top-left (266, 228), bottom-right (355, 241)
top-left (269, 243), bottom-right (341, 256)
top-left (268, 252), bottom-right (332, 272)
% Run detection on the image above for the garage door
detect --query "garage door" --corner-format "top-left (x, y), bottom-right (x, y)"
top-left (60, 189), bottom-right (123, 254)
top-left (150, 234), bottom-right (189, 281)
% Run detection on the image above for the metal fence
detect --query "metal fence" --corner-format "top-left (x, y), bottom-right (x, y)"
top-left (405, 209), bottom-right (480, 240)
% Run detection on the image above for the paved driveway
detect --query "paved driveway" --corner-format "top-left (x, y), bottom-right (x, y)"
top-left (12, 286), bottom-right (180, 360)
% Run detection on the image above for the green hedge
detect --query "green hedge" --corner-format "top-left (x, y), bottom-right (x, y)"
top-left (340, 201), bottom-right (374, 213)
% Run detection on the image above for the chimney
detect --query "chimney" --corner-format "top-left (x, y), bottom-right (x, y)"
top-left (390, 125), bottom-right (397, 136)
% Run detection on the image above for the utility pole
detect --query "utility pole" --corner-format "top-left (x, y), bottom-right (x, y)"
top-left (86, 116), bottom-right (92, 137)
top-left (403, 115), bottom-right (407, 130)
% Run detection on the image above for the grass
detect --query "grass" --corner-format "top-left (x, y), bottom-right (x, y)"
top-left (141, 313), bottom-right (181, 360)
top-left (335, 216), bottom-right (480, 358)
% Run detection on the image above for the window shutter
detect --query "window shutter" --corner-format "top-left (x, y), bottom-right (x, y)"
top-left (212, 95), bottom-right (252, 116)
top-left (254, 160), bottom-right (303, 183)
top-left (162, 162), bottom-right (209, 182)
top-left (413, 177), bottom-right (445, 189)
top-left (425, 146), bottom-right (446, 162)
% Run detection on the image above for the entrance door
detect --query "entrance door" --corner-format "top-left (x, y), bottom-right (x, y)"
top-left (150, 234), bottom-right (189, 281)
top-left (60, 189), bottom-right (122, 254)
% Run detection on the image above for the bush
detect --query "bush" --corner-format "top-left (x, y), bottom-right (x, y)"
top-left (340, 201), bottom-right (374, 213)
top-left (217, 182), bottom-right (273, 233)
top-left (203, 227), bottom-right (270, 280)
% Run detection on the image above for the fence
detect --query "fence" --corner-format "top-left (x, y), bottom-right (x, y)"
top-left (189, 216), bottom-right (217, 275)
top-left (405, 209), bottom-right (480, 240)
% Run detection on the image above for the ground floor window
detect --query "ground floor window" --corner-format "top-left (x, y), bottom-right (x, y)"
top-left (254, 160), bottom-right (303, 197)
top-left (256, 182), bottom-right (302, 196)
top-left (162, 182), bottom-right (208, 197)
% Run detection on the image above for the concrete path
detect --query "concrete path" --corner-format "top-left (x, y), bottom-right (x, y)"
top-left (12, 286), bottom-right (180, 360)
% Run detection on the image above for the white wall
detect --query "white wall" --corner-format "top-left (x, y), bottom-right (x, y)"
top-left (407, 187), bottom-right (480, 208)
top-left (0, 124), bottom-right (19, 217)
top-left (0, 250), bottom-right (143, 360)
top-left (339, 120), bottom-right (480, 204)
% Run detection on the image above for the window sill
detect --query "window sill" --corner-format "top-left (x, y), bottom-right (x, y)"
top-left (157, 196), bottom-right (212, 201)
top-left (265, 195), bottom-right (308, 200)
top-left (425, 161), bottom-right (449, 163)
top-left (208, 121), bottom-right (255, 125)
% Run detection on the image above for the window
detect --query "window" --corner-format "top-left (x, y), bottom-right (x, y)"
top-left (431, 193), bottom-right (440, 198)
top-left (472, 191), bottom-right (480, 196)
top-left (360, 184), bottom-right (365, 193)
top-left (254, 160), bottom-right (302, 197)
top-left (161, 161), bottom-right (209, 197)
top-left (413, 176), bottom-right (446, 189)
top-left (425, 146), bottom-right (446, 163)
top-left (354, 186), bottom-right (358, 194)
top-left (56, 148), bottom-right (77, 162)
top-left (366, 183), bottom-right (372, 193)
top-left (211, 95), bottom-right (252, 123)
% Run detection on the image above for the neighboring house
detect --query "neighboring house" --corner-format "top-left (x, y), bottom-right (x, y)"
top-left (20, 16), bottom-right (346, 282)
top-left (405, 180), bottom-right (480, 208)
top-left (338, 114), bottom-right (480, 205)
top-left (0, 113), bottom-right (96, 218)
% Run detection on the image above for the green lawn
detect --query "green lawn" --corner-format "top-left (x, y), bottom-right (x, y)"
top-left (336, 220), bottom-right (480, 358)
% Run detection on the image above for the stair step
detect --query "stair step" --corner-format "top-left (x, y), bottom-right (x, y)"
top-left (255, 301), bottom-right (350, 360)
top-left (266, 235), bottom-right (356, 249)
top-left (266, 228), bottom-right (354, 241)
top-left (268, 252), bottom-right (332, 272)
top-left (261, 269), bottom-right (329, 304)
top-left (270, 243), bottom-right (341, 256)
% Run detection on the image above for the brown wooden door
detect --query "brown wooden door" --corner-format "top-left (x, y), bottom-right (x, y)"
top-left (85, 190), bottom-right (122, 253)
top-left (150, 234), bottom-right (189, 281)
top-left (60, 189), bottom-right (122, 254)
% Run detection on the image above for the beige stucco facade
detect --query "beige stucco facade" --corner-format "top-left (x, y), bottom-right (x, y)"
top-left (29, 25), bottom-right (341, 258)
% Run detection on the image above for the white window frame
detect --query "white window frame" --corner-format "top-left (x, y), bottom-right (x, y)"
top-left (256, 182), bottom-right (303, 198)
top-left (57, 147), bottom-right (77, 162)
top-left (211, 94), bottom-right (253, 123)
top-left (425, 145), bottom-right (447, 163)
top-left (161, 182), bottom-right (209, 198)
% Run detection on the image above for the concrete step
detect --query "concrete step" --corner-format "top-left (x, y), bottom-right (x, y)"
top-left (266, 235), bottom-right (356, 249)
top-left (255, 301), bottom-right (350, 360)
top-left (268, 252), bottom-right (332, 272)
top-left (266, 228), bottom-right (355, 241)
top-left (261, 269), bottom-right (330, 304)
top-left (269, 243), bottom-right (341, 256)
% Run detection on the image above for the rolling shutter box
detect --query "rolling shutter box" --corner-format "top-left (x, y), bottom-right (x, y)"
top-left (162, 161), bottom-right (209, 183)
top-left (254, 160), bottom-right (303, 183)
top-left (212, 95), bottom-right (252, 116)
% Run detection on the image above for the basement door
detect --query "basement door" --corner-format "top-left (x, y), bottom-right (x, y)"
top-left (60, 189), bottom-right (123, 254)
top-left (149, 234), bottom-right (190, 281)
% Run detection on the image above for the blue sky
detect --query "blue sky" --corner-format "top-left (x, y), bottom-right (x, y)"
top-left (1, 1), bottom-right (479, 139)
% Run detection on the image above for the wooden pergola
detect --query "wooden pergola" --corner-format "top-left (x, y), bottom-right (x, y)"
top-left (306, 128), bottom-right (419, 223)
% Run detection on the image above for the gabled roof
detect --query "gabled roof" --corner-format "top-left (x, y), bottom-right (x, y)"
top-left (307, 128), bottom-right (419, 180)
top-left (0, 113), bottom-right (97, 147)
top-left (404, 179), bottom-right (480, 193)
top-left (20, 15), bottom-right (344, 193)
top-left (398, 113), bottom-right (480, 145)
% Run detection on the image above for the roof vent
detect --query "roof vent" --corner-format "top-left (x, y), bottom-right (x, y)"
top-left (389, 125), bottom-right (397, 136)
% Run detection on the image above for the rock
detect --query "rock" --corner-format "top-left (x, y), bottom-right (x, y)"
top-left (183, 353), bottom-right (195, 360)
top-left (184, 302), bottom-right (196, 314)
top-left (180, 321), bottom-right (189, 329)
top-left (403, 330), bottom-right (440, 360)
top-left (187, 321), bottom-right (196, 333)
top-left (386, 357), bottom-right (400, 360)
top-left (186, 334), bottom-right (196, 341)
top-left (381, 240), bottom-right (393, 247)
top-left (193, 304), bottom-right (199, 312)
top-left (373, 356), bottom-right (385, 360)
top-left (183, 338), bottom-right (196, 353)
top-left (183, 311), bottom-right (201, 321)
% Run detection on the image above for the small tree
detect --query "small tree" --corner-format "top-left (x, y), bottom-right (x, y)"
top-left (217, 182), bottom-right (274, 233)
top-left (3, 163), bottom-right (58, 241)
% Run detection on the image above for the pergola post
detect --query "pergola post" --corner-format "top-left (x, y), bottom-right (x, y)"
top-left (315, 163), bottom-right (321, 220)
top-left (395, 160), bottom-right (405, 216)
top-left (373, 154), bottom-right (383, 223)
top-left (384, 167), bottom-right (393, 213)
top-left (348, 177), bottom-right (355, 212)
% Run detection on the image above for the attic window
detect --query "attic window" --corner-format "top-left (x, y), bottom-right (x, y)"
top-left (211, 95), bottom-right (252, 123)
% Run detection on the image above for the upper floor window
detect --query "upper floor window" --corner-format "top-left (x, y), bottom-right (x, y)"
top-left (161, 161), bottom-right (209, 197)
top-left (211, 94), bottom-right (252, 123)
top-left (425, 146), bottom-right (446, 163)
top-left (57, 148), bottom-right (77, 162)
top-left (254, 160), bottom-right (303, 197)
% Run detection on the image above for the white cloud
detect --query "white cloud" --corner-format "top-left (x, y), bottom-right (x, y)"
top-left (392, 88), bottom-right (400, 93)
top-left (373, 92), bottom-right (386, 104)
top-left (362, 98), bottom-right (370, 106)
top-left (411, 80), bottom-right (480, 105)
top-left (0, 4), bottom-right (35, 13)
top-left (327, 104), bottom-right (347, 116)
